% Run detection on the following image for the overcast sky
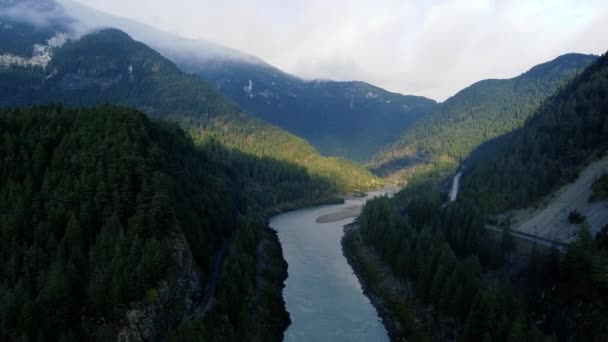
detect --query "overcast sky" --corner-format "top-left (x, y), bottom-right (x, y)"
top-left (67, 0), bottom-right (608, 101)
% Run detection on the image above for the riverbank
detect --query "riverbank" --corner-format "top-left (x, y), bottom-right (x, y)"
top-left (316, 205), bottom-right (362, 223)
top-left (271, 192), bottom-right (391, 341)
top-left (316, 186), bottom-right (402, 223)
top-left (341, 224), bottom-right (432, 342)
top-left (259, 195), bottom-right (360, 340)
top-left (264, 196), bottom-right (345, 217)
top-left (249, 226), bottom-right (291, 341)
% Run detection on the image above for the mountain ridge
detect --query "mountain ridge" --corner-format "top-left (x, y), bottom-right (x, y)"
top-left (54, 0), bottom-right (437, 161)
top-left (183, 55), bottom-right (437, 161)
top-left (371, 52), bottom-right (598, 176)
top-left (0, 21), bottom-right (379, 190)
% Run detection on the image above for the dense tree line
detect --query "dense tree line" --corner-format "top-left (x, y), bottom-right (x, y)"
top-left (357, 188), bottom-right (554, 341)
top-left (184, 113), bottom-right (380, 191)
top-left (525, 225), bottom-right (608, 341)
top-left (168, 212), bottom-right (290, 342)
top-left (372, 53), bottom-right (596, 177)
top-left (0, 105), bottom-right (330, 340)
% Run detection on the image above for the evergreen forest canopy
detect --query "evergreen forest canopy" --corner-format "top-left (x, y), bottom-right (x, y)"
top-left (460, 51), bottom-right (608, 214)
top-left (354, 51), bottom-right (608, 342)
top-left (0, 27), bottom-right (379, 191)
top-left (372, 53), bottom-right (597, 178)
top-left (1, 2), bottom-right (608, 341)
top-left (0, 104), bottom-right (332, 340)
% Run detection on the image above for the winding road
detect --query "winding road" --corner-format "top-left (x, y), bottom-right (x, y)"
top-left (449, 170), bottom-right (568, 253)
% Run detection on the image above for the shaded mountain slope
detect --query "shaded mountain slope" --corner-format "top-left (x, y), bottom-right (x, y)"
top-left (0, 105), bottom-right (326, 340)
top-left (180, 58), bottom-right (436, 161)
top-left (0, 24), bottom-right (379, 190)
top-left (459, 51), bottom-right (608, 215)
top-left (372, 53), bottom-right (597, 177)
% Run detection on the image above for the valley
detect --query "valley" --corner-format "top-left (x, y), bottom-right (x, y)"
top-left (0, 1), bottom-right (607, 342)
top-left (372, 53), bottom-right (597, 179)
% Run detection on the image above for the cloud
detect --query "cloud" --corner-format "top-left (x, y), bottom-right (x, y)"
top-left (0, 0), bottom-right (65, 27)
top-left (0, 0), bottom-right (93, 38)
top-left (56, 0), bottom-right (608, 100)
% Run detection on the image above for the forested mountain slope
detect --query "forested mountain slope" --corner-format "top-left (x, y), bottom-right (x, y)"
top-left (59, 0), bottom-right (436, 161)
top-left (0, 24), bottom-right (379, 190)
top-left (0, 105), bottom-right (335, 340)
top-left (459, 51), bottom-right (608, 215)
top-left (180, 58), bottom-right (436, 161)
top-left (372, 53), bottom-right (597, 176)
top-left (350, 50), bottom-right (608, 342)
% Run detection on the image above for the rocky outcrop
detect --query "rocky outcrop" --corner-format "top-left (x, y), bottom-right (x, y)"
top-left (117, 231), bottom-right (203, 342)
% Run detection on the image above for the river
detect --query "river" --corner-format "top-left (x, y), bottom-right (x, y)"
top-left (270, 188), bottom-right (397, 342)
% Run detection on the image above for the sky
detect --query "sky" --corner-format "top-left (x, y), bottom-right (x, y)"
top-left (66, 0), bottom-right (608, 101)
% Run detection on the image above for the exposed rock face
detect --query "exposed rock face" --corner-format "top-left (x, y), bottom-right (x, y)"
top-left (117, 232), bottom-right (203, 342)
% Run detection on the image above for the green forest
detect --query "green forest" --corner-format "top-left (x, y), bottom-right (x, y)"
top-left (0, 105), bottom-right (333, 341)
top-left (372, 53), bottom-right (596, 178)
top-left (352, 52), bottom-right (608, 342)
top-left (355, 180), bottom-right (608, 341)
top-left (0, 28), bottom-right (379, 191)
top-left (460, 51), bottom-right (608, 214)
top-left (2, 4), bottom-right (607, 341)
top-left (355, 181), bottom-right (548, 341)
top-left (190, 56), bottom-right (437, 161)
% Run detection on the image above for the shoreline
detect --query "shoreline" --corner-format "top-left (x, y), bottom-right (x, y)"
top-left (341, 224), bottom-right (432, 342)
top-left (268, 185), bottom-right (400, 340)
top-left (315, 205), bottom-right (362, 223)
top-left (316, 186), bottom-right (401, 223)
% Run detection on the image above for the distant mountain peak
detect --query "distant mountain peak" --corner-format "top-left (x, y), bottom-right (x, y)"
top-left (521, 53), bottom-right (598, 79)
top-left (371, 53), bottom-right (597, 177)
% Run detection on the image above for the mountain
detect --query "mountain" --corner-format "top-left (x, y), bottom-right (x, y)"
top-left (0, 0), bottom-right (72, 61)
top-left (349, 51), bottom-right (608, 342)
top-left (0, 14), bottom-right (379, 190)
top-left (0, 104), bottom-right (335, 340)
top-left (372, 53), bottom-right (598, 177)
top-left (55, 0), bottom-right (437, 162)
top-left (451, 50), bottom-right (608, 341)
top-left (460, 51), bottom-right (608, 216)
top-left (178, 58), bottom-right (437, 161)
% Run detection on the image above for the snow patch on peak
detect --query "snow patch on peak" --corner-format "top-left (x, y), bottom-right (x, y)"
top-left (0, 32), bottom-right (68, 69)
